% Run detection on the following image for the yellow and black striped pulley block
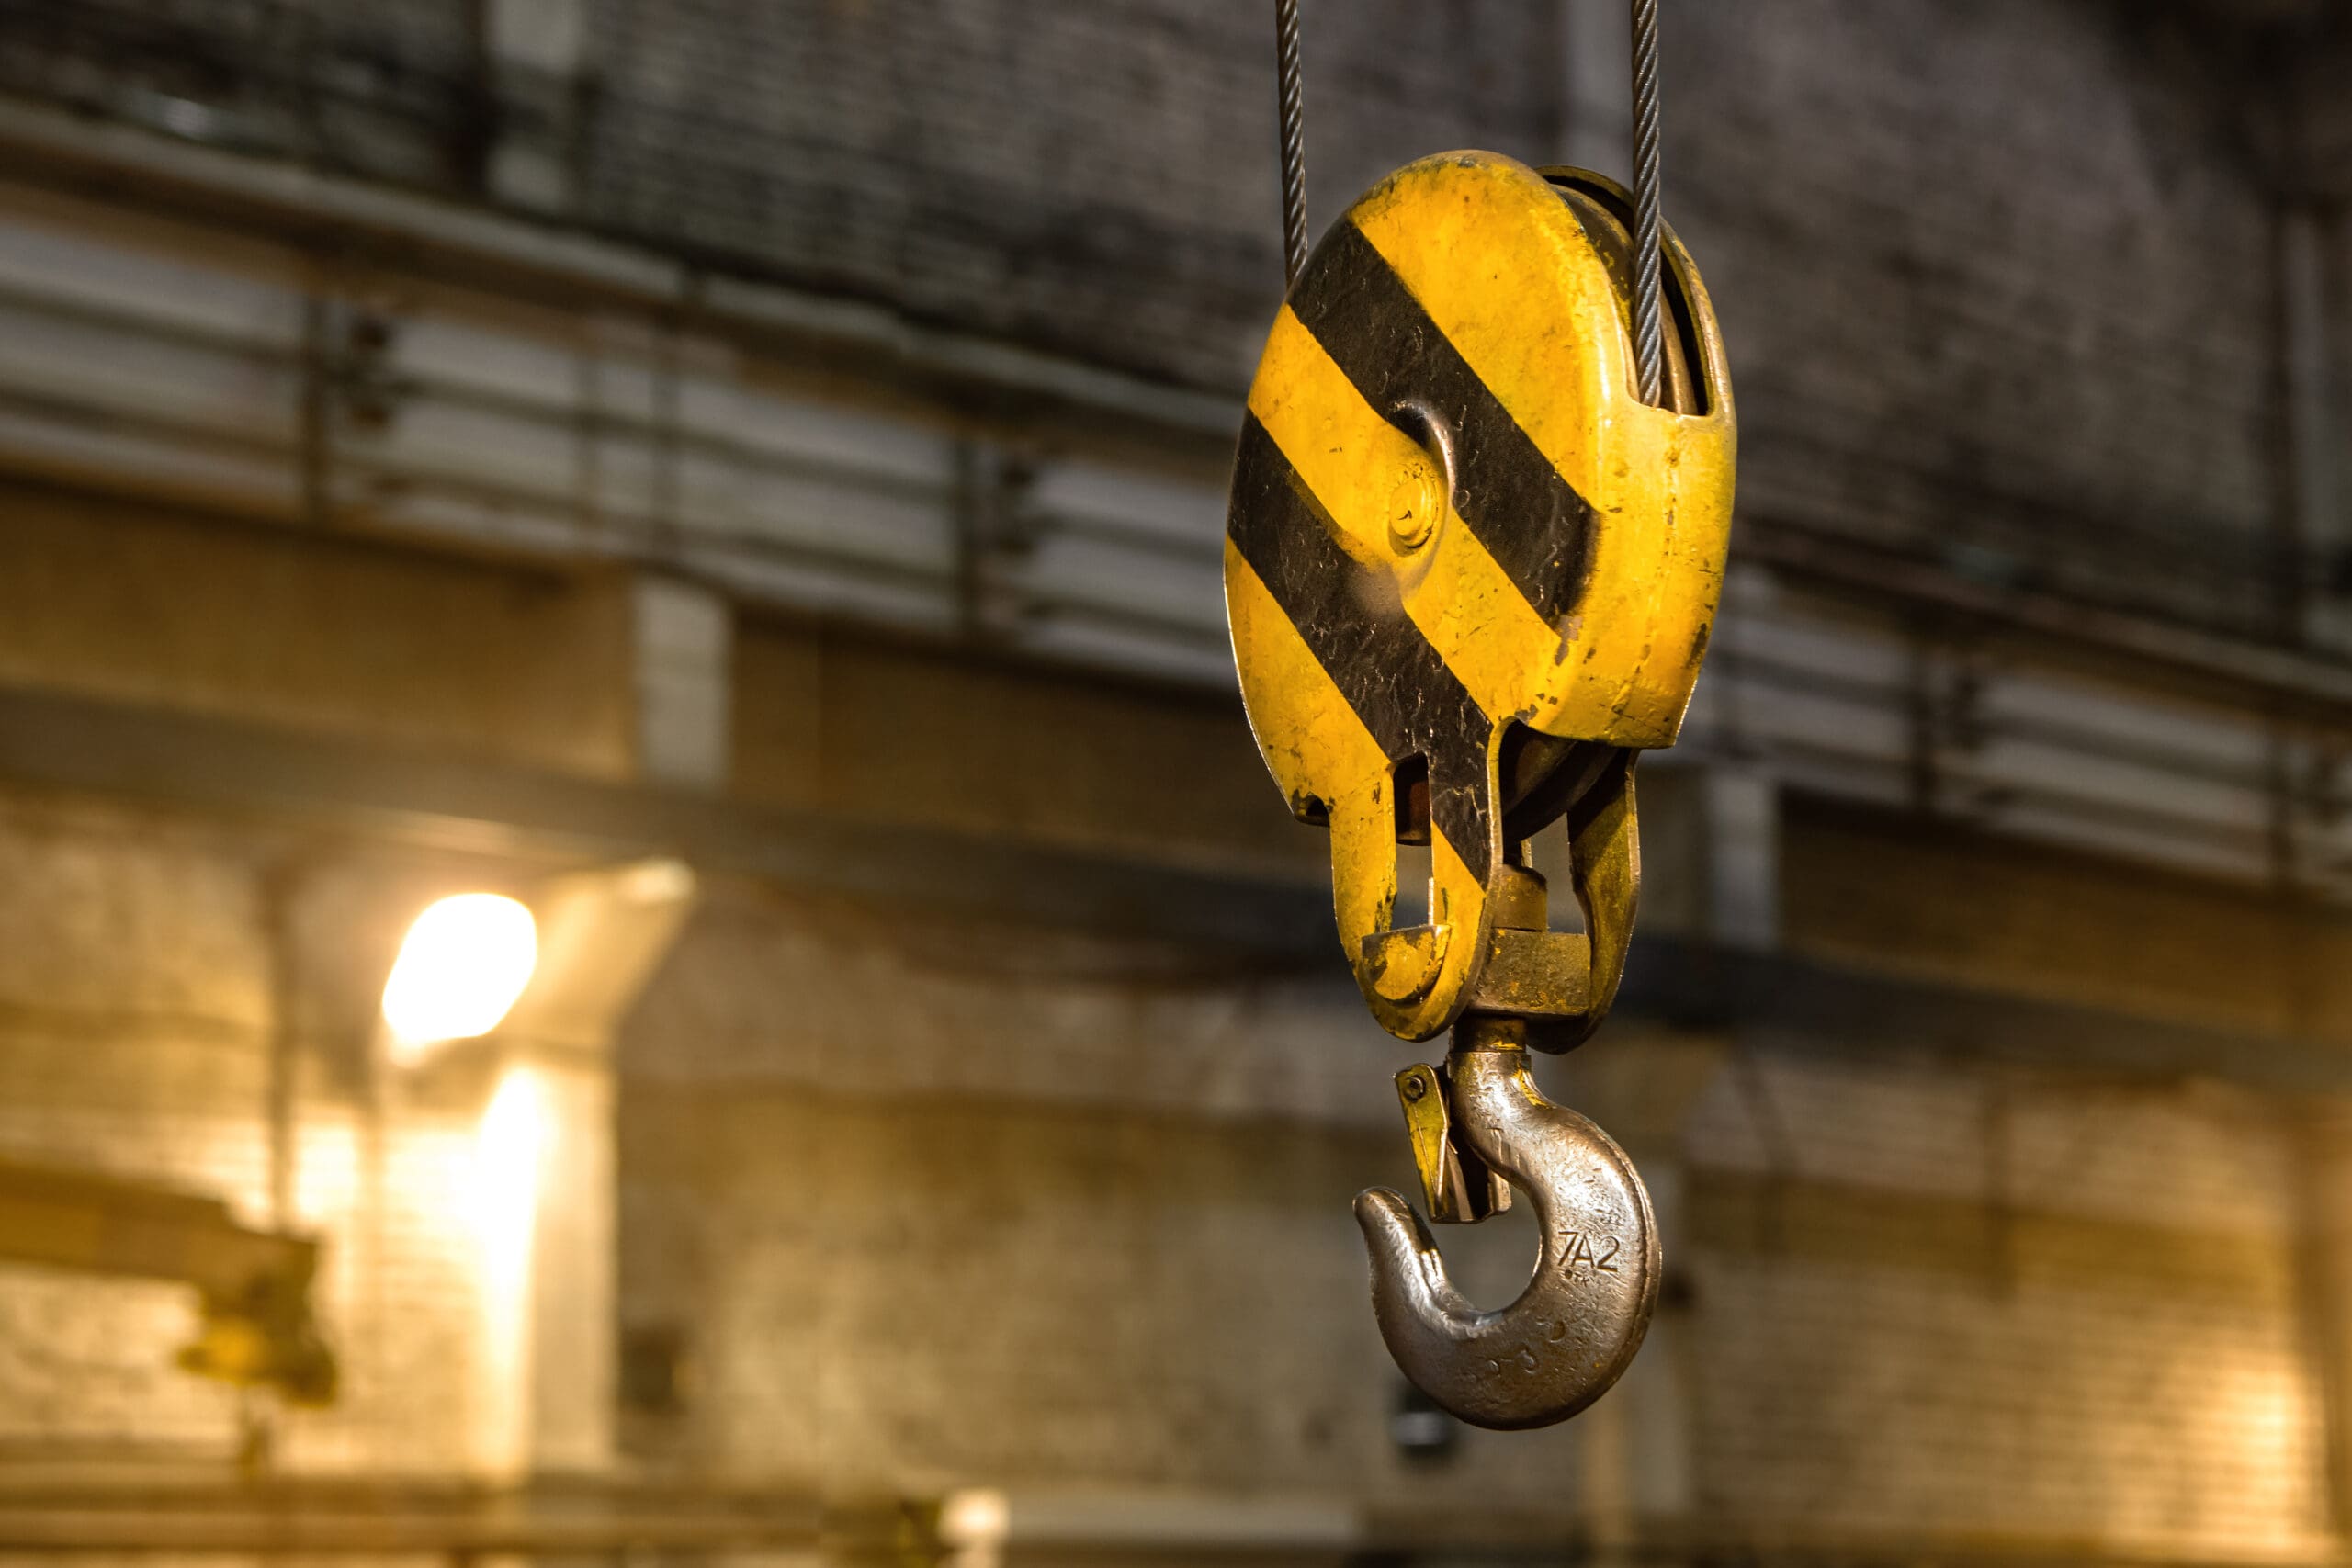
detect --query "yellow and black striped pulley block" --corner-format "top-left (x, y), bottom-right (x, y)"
top-left (1226, 151), bottom-right (1736, 1044)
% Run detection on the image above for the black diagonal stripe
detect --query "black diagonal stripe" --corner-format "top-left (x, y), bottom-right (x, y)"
top-left (1287, 220), bottom-right (1596, 630)
top-left (1230, 414), bottom-right (1493, 884)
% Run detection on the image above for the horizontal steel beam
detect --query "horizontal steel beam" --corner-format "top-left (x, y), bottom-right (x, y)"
top-left (0, 1478), bottom-right (828, 1555)
top-left (0, 1479), bottom-right (2312, 1567)
top-left (0, 685), bottom-right (2338, 1091)
top-left (1742, 515), bottom-right (2352, 724)
top-left (1625, 935), bottom-right (2352, 1096)
top-left (0, 684), bottom-right (1333, 963)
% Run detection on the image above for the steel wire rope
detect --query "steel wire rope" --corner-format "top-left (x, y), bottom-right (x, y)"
top-left (1631, 0), bottom-right (1665, 404)
top-left (1274, 0), bottom-right (1307, 287)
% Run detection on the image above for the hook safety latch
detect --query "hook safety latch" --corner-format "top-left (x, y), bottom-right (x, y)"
top-left (1394, 1059), bottom-right (1508, 1224)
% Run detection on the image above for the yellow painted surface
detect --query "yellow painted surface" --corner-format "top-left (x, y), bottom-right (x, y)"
top-left (1247, 305), bottom-right (1568, 726)
top-left (1225, 151), bottom-right (1736, 1041)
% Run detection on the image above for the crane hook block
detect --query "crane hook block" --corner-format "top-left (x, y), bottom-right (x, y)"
top-left (1224, 151), bottom-right (1735, 1431)
top-left (1225, 152), bottom-right (1735, 1043)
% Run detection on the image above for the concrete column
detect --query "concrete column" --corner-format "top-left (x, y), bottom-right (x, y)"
top-left (481, 0), bottom-right (593, 215)
top-left (1524, 756), bottom-right (1770, 1542)
top-left (1553, 1032), bottom-right (1725, 1555)
top-left (1578, 1159), bottom-right (1695, 1547)
top-left (470, 858), bottom-right (697, 1479)
top-left (1693, 765), bottom-right (1780, 953)
top-left (2284, 207), bottom-right (2352, 654)
top-left (1560, 0), bottom-right (1633, 178)
top-left (470, 1055), bottom-right (612, 1476)
top-left (2291, 1097), bottom-right (2352, 1540)
top-left (1588, 761), bottom-right (1780, 953)
top-left (1540, 759), bottom-right (1767, 1546)
top-left (631, 574), bottom-right (733, 793)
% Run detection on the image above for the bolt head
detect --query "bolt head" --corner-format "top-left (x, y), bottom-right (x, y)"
top-left (1387, 471), bottom-right (1438, 551)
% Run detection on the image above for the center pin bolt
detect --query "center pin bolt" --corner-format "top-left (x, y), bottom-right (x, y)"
top-left (1388, 468), bottom-right (1438, 552)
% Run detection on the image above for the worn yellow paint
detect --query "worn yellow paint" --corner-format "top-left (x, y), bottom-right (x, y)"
top-left (1225, 536), bottom-right (1394, 936)
top-left (1227, 150), bottom-right (1736, 1043)
top-left (1223, 536), bottom-right (1387, 811)
top-left (1247, 305), bottom-right (1566, 727)
top-left (1351, 152), bottom-right (1736, 749)
top-left (1226, 536), bottom-right (1496, 1039)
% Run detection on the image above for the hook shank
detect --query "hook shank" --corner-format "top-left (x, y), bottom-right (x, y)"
top-left (1355, 1018), bottom-right (1658, 1429)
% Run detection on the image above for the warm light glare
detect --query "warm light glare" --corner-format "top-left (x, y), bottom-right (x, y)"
top-left (472, 1064), bottom-right (548, 1477)
top-left (935, 1495), bottom-right (1011, 1561)
top-left (381, 893), bottom-right (538, 1055)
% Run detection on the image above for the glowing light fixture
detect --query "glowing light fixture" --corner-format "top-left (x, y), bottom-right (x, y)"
top-left (937, 1488), bottom-right (1009, 1568)
top-left (381, 893), bottom-right (538, 1056)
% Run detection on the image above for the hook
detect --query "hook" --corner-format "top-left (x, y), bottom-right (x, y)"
top-left (1354, 1015), bottom-right (1658, 1430)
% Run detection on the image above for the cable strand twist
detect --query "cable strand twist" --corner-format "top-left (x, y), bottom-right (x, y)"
top-left (1275, 0), bottom-right (1307, 288)
top-left (1630, 0), bottom-right (1664, 405)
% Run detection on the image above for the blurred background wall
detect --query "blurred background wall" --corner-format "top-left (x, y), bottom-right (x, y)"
top-left (0, 0), bottom-right (2346, 1564)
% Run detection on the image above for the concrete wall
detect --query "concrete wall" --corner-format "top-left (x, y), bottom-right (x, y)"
top-left (0, 542), bottom-right (2338, 1553)
top-left (0, 482), bottom-right (638, 780)
top-left (0, 750), bottom-right (2333, 1555)
top-left (0, 464), bottom-right (2335, 1531)
top-left (0, 795), bottom-right (497, 1472)
top-left (577, 0), bottom-right (2289, 635)
top-left (581, 0), bottom-right (2286, 646)
top-left (1680, 1048), bottom-right (2326, 1555)
top-left (1783, 796), bottom-right (2352, 1043)
top-left (608, 839), bottom-right (2343, 1552)
top-left (1675, 2), bottom-right (2279, 636)
top-left (582, 0), bottom-right (1562, 392)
